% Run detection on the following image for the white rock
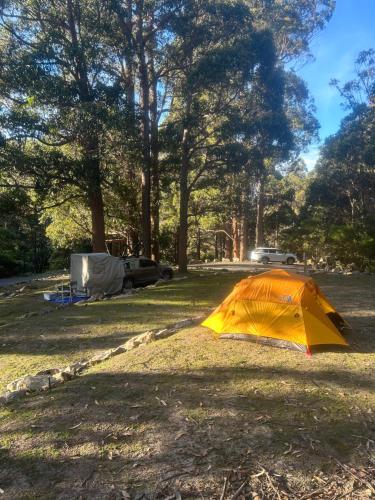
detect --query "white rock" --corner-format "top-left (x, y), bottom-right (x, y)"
top-left (90, 351), bottom-right (113, 364)
top-left (7, 375), bottom-right (51, 392)
top-left (154, 328), bottom-right (171, 339)
top-left (124, 330), bottom-right (155, 350)
top-left (173, 318), bottom-right (194, 329)
top-left (109, 345), bottom-right (127, 356)
top-left (62, 360), bottom-right (90, 375)
top-left (0, 389), bottom-right (28, 405)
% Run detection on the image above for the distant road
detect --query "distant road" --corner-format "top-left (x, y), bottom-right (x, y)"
top-left (189, 261), bottom-right (305, 273)
top-left (0, 261), bottom-right (305, 288)
top-left (0, 276), bottom-right (34, 288)
top-left (0, 271), bottom-right (66, 288)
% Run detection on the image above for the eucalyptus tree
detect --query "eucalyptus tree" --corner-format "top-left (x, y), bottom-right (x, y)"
top-left (246, 0), bottom-right (335, 64)
top-left (330, 49), bottom-right (375, 109)
top-left (161, 0), bottom-right (284, 271)
top-left (317, 48), bottom-right (375, 227)
top-left (252, 71), bottom-right (318, 247)
top-left (232, 0), bottom-right (333, 251)
top-left (106, 0), bottom-right (184, 258)
top-left (283, 49), bottom-right (375, 266)
top-left (226, 60), bottom-right (294, 255)
top-left (0, 0), bottom-right (127, 252)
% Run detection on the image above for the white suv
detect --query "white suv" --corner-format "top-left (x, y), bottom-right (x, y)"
top-left (250, 248), bottom-right (297, 265)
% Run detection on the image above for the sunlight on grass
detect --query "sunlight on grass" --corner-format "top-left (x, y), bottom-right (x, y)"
top-left (0, 272), bottom-right (246, 391)
top-left (0, 272), bottom-right (374, 498)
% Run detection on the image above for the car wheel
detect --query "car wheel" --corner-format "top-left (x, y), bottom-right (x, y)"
top-left (161, 270), bottom-right (173, 280)
top-left (286, 257), bottom-right (295, 265)
top-left (261, 257), bottom-right (270, 265)
top-left (122, 277), bottom-right (134, 290)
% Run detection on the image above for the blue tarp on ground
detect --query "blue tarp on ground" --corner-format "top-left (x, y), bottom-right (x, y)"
top-left (49, 296), bottom-right (88, 304)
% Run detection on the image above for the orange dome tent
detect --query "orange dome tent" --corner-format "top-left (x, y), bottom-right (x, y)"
top-left (201, 269), bottom-right (349, 354)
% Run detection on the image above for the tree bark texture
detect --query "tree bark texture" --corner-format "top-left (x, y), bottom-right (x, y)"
top-left (239, 213), bottom-right (248, 261)
top-left (67, 0), bottom-right (107, 252)
top-left (256, 178), bottom-right (265, 248)
top-left (214, 233), bottom-right (218, 260)
top-left (196, 227), bottom-right (201, 260)
top-left (232, 217), bottom-right (240, 261)
top-left (149, 25), bottom-right (160, 261)
top-left (225, 224), bottom-right (233, 261)
top-left (88, 184), bottom-right (106, 252)
top-left (178, 93), bottom-right (192, 273)
top-left (84, 134), bottom-right (106, 252)
top-left (136, 0), bottom-right (152, 257)
top-left (178, 126), bottom-right (190, 272)
top-left (239, 182), bottom-right (249, 261)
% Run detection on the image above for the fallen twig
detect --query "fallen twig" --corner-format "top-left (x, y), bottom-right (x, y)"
top-left (161, 470), bottom-right (190, 483)
top-left (230, 479), bottom-right (247, 500)
top-left (69, 422), bottom-right (82, 430)
top-left (339, 485), bottom-right (364, 498)
top-left (264, 469), bottom-right (281, 500)
top-left (299, 481), bottom-right (330, 500)
top-left (251, 468), bottom-right (267, 479)
top-left (335, 459), bottom-right (375, 494)
top-left (220, 476), bottom-right (229, 500)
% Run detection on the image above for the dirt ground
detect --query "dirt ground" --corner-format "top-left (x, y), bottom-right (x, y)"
top-left (0, 271), bottom-right (374, 499)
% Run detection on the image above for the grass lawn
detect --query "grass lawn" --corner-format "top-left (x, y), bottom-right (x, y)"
top-left (0, 271), bottom-right (374, 499)
top-left (0, 271), bottom-right (239, 392)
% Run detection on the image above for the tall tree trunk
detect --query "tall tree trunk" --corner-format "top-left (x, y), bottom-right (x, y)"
top-left (256, 178), bottom-right (265, 248)
top-left (196, 227), bottom-right (201, 260)
top-left (83, 129), bottom-right (106, 253)
top-left (141, 166), bottom-right (151, 257)
top-left (225, 224), bottom-right (233, 261)
top-left (214, 233), bottom-right (218, 260)
top-left (136, 0), bottom-right (152, 257)
top-left (220, 234), bottom-right (225, 260)
top-left (125, 0), bottom-right (135, 119)
top-left (67, 0), bottom-right (106, 252)
top-left (149, 24), bottom-right (160, 261)
top-left (239, 179), bottom-right (249, 261)
top-left (129, 228), bottom-right (140, 256)
top-left (232, 217), bottom-right (240, 260)
top-left (240, 214), bottom-right (248, 261)
top-left (115, 0), bottom-right (135, 118)
top-left (178, 94), bottom-right (192, 273)
top-left (197, 226), bottom-right (201, 260)
top-left (87, 162), bottom-right (106, 252)
top-left (178, 127), bottom-right (190, 272)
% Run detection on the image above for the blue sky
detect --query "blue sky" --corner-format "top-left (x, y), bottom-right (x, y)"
top-left (297, 0), bottom-right (375, 170)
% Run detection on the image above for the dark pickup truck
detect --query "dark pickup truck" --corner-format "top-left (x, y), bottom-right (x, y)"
top-left (121, 257), bottom-right (173, 289)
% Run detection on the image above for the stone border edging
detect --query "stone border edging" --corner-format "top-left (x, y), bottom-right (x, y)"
top-left (0, 315), bottom-right (205, 406)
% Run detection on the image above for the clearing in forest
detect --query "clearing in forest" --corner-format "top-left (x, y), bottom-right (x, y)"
top-left (0, 272), bottom-right (374, 499)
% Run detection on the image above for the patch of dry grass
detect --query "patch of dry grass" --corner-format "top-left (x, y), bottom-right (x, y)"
top-left (0, 271), bottom-right (245, 392)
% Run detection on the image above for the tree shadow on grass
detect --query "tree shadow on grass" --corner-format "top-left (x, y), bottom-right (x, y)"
top-left (0, 274), bottom-right (243, 358)
top-left (337, 311), bottom-right (375, 354)
top-left (0, 364), bottom-right (373, 498)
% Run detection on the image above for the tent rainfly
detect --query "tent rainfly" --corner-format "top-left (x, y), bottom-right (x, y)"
top-left (201, 269), bottom-right (349, 354)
